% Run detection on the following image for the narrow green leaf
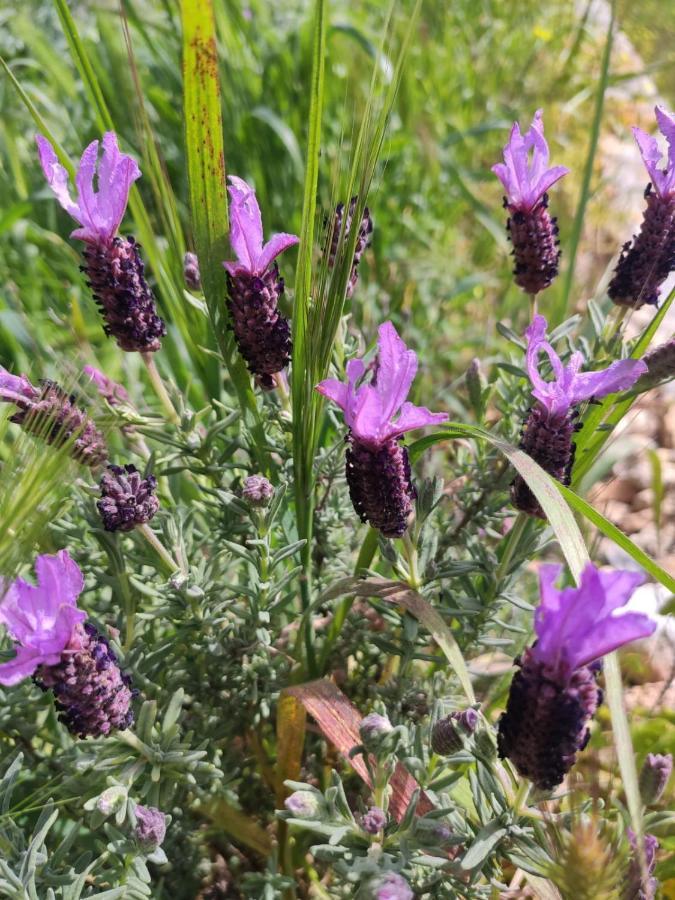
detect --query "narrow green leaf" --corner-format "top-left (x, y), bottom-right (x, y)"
top-left (181, 0), bottom-right (267, 456)
top-left (557, 483), bottom-right (675, 593)
top-left (409, 424), bottom-right (589, 580)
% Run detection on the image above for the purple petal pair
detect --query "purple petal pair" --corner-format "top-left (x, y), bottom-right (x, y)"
top-left (317, 322), bottom-right (446, 537)
top-left (493, 110), bottom-right (569, 295)
top-left (0, 367), bottom-right (108, 468)
top-left (36, 133), bottom-right (166, 353)
top-left (498, 563), bottom-right (655, 790)
top-left (0, 551), bottom-right (135, 737)
top-left (609, 106), bottom-right (675, 309)
top-left (224, 176), bottom-right (299, 388)
top-left (512, 316), bottom-right (647, 517)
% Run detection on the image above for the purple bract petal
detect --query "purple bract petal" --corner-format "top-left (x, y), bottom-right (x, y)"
top-left (492, 109), bottom-right (569, 211)
top-left (532, 563), bottom-right (655, 681)
top-left (224, 176), bottom-right (298, 275)
top-left (0, 366), bottom-right (38, 405)
top-left (524, 315), bottom-right (647, 417)
top-left (316, 321), bottom-right (446, 445)
top-left (633, 105), bottom-right (675, 198)
top-left (36, 132), bottom-right (140, 244)
top-left (83, 365), bottom-right (129, 406)
top-left (0, 550), bottom-right (86, 686)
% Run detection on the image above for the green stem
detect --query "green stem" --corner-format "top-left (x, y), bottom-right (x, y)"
top-left (141, 353), bottom-right (181, 426)
top-left (138, 522), bottom-right (181, 576)
top-left (401, 531), bottom-right (421, 590)
top-left (494, 512), bottom-right (528, 585)
top-left (511, 779), bottom-right (531, 817)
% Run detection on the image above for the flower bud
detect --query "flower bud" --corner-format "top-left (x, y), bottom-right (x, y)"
top-left (361, 872), bottom-right (414, 900)
top-left (639, 753), bottom-right (672, 805)
top-left (361, 806), bottom-right (387, 834)
top-left (431, 708), bottom-right (478, 755)
top-left (96, 785), bottom-right (127, 816)
top-left (359, 712), bottom-right (393, 750)
top-left (284, 790), bottom-right (323, 819)
top-left (241, 474), bottom-right (274, 507)
top-left (183, 251), bottom-right (202, 291)
top-left (134, 805), bottom-right (167, 851)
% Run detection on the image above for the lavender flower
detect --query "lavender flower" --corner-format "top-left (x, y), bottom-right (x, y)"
top-left (492, 110), bottom-right (569, 295)
top-left (134, 805), bottom-right (167, 850)
top-left (609, 107), bottom-right (675, 309)
top-left (359, 712), bottom-right (394, 748)
top-left (638, 337), bottom-right (675, 389)
top-left (183, 251), bottom-right (202, 291)
top-left (512, 316), bottom-right (647, 517)
top-left (624, 830), bottom-right (659, 900)
top-left (364, 872), bottom-right (414, 900)
top-left (326, 196), bottom-right (373, 298)
top-left (431, 707), bottom-right (478, 755)
top-left (639, 753), bottom-right (672, 805)
top-left (241, 474), bottom-right (274, 507)
top-left (0, 551), bottom-right (135, 737)
top-left (497, 563), bottom-right (655, 790)
top-left (316, 322), bottom-right (446, 537)
top-left (97, 464), bottom-right (159, 532)
top-left (36, 133), bottom-right (166, 352)
top-left (0, 368), bottom-right (107, 468)
top-left (223, 176), bottom-right (299, 388)
top-left (361, 806), bottom-right (387, 834)
top-left (84, 365), bottom-right (129, 406)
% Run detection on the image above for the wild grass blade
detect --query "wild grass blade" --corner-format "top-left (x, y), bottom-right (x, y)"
top-left (556, 0), bottom-right (615, 324)
top-left (181, 0), bottom-right (268, 458)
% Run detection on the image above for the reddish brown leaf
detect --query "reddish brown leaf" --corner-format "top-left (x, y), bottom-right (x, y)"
top-left (285, 678), bottom-right (434, 821)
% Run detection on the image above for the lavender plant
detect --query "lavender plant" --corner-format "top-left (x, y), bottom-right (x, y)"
top-left (0, 1), bottom-right (673, 898)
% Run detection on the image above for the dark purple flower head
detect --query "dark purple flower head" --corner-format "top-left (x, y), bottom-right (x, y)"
top-left (36, 132), bottom-right (140, 244)
top-left (633, 106), bottom-right (675, 199)
top-left (0, 551), bottom-right (86, 686)
top-left (224, 176), bottom-right (298, 277)
top-left (84, 366), bottom-right (129, 406)
top-left (316, 322), bottom-right (446, 448)
top-left (134, 805), bottom-right (167, 850)
top-left (533, 563), bottom-right (655, 684)
top-left (97, 464), bottom-right (159, 532)
top-left (492, 110), bottom-right (569, 212)
top-left (525, 315), bottom-right (647, 418)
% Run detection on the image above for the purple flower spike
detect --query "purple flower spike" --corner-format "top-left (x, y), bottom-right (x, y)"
top-left (36, 133), bottom-right (140, 245)
top-left (317, 323), bottom-right (446, 537)
top-left (493, 111), bottom-right (569, 295)
top-left (0, 551), bottom-right (86, 686)
top-left (0, 369), bottom-right (108, 468)
top-left (512, 316), bottom-right (647, 518)
top-left (498, 563), bottom-right (655, 790)
top-left (0, 552), bottom-right (135, 737)
top-left (84, 366), bottom-right (129, 406)
top-left (609, 106), bottom-right (675, 309)
top-left (36, 133), bottom-right (166, 353)
top-left (492, 110), bottom-right (569, 212)
top-left (224, 176), bottom-right (299, 386)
